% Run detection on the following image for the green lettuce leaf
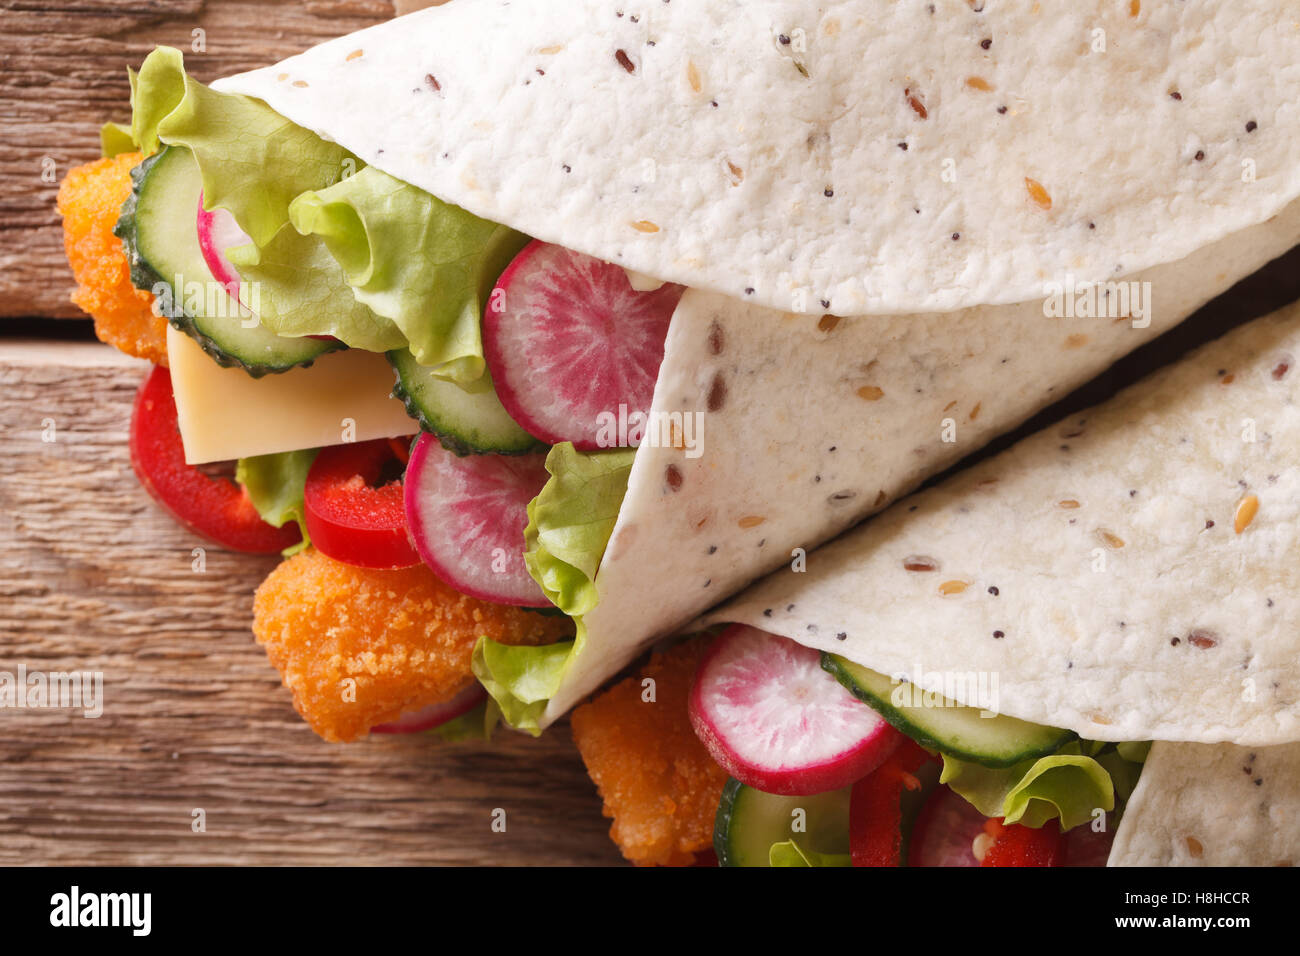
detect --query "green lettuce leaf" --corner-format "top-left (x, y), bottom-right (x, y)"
top-left (430, 698), bottom-right (501, 744)
top-left (289, 167), bottom-right (528, 381)
top-left (472, 444), bottom-right (636, 733)
top-left (132, 47), bottom-right (355, 247)
top-left (126, 61), bottom-right (174, 157)
top-left (524, 443), bottom-right (636, 616)
top-left (127, 46), bottom-right (516, 373)
top-left (1096, 748), bottom-right (1146, 807)
top-left (226, 225), bottom-right (408, 352)
top-left (1115, 739), bottom-right (1152, 764)
top-left (940, 739), bottom-right (1149, 831)
top-left (235, 449), bottom-right (318, 556)
top-left (129, 47), bottom-right (402, 353)
top-left (100, 121), bottom-right (136, 158)
top-left (471, 638), bottom-right (575, 734)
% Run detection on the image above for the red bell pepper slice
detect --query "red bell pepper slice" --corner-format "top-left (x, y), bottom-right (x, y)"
top-left (129, 365), bottom-right (301, 553)
top-left (849, 738), bottom-right (936, 867)
top-left (303, 438), bottom-right (420, 569)
top-left (980, 817), bottom-right (1064, 867)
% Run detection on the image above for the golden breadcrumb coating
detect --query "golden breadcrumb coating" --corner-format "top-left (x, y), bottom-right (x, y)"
top-left (253, 548), bottom-right (573, 742)
top-left (57, 152), bottom-right (169, 365)
top-left (571, 636), bottom-right (727, 866)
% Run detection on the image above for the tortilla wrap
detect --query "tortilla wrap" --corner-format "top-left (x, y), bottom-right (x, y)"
top-left (543, 217), bottom-right (1300, 723)
top-left (706, 296), bottom-right (1300, 745)
top-left (201, 2), bottom-right (1300, 727)
top-left (214, 0), bottom-right (1300, 317)
top-left (1109, 741), bottom-right (1300, 866)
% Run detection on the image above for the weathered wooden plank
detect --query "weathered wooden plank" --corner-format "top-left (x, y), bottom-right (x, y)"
top-left (0, 0), bottom-right (396, 319)
top-left (0, 341), bottom-right (620, 865)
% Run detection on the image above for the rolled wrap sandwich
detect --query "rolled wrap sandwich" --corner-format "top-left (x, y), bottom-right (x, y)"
top-left (685, 298), bottom-right (1300, 865)
top-left (58, 0), bottom-right (1300, 744)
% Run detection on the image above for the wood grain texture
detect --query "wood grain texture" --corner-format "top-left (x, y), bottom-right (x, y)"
top-left (0, 343), bottom-right (620, 866)
top-left (0, 0), bottom-right (397, 319)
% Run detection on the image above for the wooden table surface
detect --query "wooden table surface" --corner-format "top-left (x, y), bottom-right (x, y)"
top-left (7, 0), bottom-right (1300, 869)
top-left (0, 0), bottom-right (622, 866)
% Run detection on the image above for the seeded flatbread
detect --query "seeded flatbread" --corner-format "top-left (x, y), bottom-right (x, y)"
top-left (542, 205), bottom-right (1300, 722)
top-left (214, 0), bottom-right (1300, 316)
top-left (705, 296), bottom-right (1300, 744)
top-left (1109, 741), bottom-right (1300, 866)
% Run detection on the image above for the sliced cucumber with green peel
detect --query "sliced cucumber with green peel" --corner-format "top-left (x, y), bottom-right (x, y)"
top-left (115, 146), bottom-right (337, 376)
top-left (821, 654), bottom-right (1074, 769)
top-left (714, 778), bottom-right (851, 867)
top-left (388, 347), bottom-right (543, 456)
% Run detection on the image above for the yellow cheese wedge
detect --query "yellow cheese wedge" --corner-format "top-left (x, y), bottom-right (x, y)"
top-left (166, 326), bottom-right (416, 464)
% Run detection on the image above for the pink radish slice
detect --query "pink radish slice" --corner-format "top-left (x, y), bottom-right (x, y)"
top-left (689, 625), bottom-right (903, 796)
top-left (370, 684), bottom-right (487, 734)
top-left (404, 433), bottom-right (551, 607)
top-left (482, 240), bottom-right (685, 450)
top-left (196, 191), bottom-right (251, 297)
top-left (907, 785), bottom-right (989, 867)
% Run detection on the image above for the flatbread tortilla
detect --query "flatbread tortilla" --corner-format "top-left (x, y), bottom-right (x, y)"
top-left (706, 294), bottom-right (1300, 744)
top-left (546, 205), bottom-right (1300, 721)
top-left (214, 0), bottom-right (1300, 316)
top-left (1110, 741), bottom-right (1300, 866)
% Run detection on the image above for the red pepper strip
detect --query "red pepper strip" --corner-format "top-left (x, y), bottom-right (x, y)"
top-left (981, 818), bottom-right (1064, 867)
top-left (387, 437), bottom-right (411, 466)
top-left (303, 438), bottom-right (421, 569)
top-left (129, 365), bottom-right (301, 553)
top-left (850, 738), bottom-right (937, 867)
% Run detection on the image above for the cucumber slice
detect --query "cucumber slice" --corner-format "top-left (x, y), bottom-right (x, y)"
top-left (714, 778), bottom-right (851, 867)
top-left (821, 654), bottom-right (1075, 769)
top-left (115, 146), bottom-right (337, 376)
top-left (388, 347), bottom-right (543, 455)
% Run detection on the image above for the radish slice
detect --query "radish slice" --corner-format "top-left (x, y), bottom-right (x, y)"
top-left (196, 191), bottom-right (251, 298)
top-left (689, 625), bottom-right (902, 796)
top-left (483, 240), bottom-right (684, 450)
top-left (370, 684), bottom-right (487, 735)
top-left (404, 433), bottom-right (551, 607)
top-left (907, 785), bottom-right (988, 867)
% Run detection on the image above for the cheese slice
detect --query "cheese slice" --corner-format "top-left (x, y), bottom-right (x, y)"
top-left (166, 326), bottom-right (417, 464)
